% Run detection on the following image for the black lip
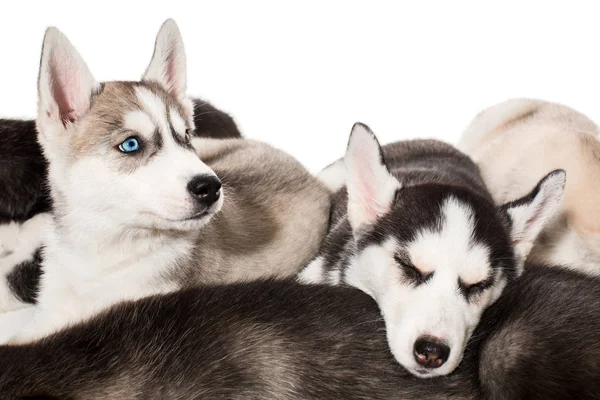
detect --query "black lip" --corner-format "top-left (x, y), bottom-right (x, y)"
top-left (185, 210), bottom-right (209, 221)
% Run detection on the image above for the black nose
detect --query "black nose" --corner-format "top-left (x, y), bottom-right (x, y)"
top-left (187, 175), bottom-right (221, 206)
top-left (413, 336), bottom-right (450, 369)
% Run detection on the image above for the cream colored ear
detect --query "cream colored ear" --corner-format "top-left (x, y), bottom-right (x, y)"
top-left (345, 123), bottom-right (401, 233)
top-left (143, 19), bottom-right (187, 100)
top-left (38, 27), bottom-right (98, 129)
top-left (501, 169), bottom-right (566, 274)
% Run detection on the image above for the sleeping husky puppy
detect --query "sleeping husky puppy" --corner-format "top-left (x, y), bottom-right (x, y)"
top-left (0, 265), bottom-right (598, 399)
top-left (0, 99), bottom-right (241, 312)
top-left (299, 123), bottom-right (565, 378)
top-left (459, 98), bottom-right (600, 275)
top-left (0, 19), bottom-right (330, 343)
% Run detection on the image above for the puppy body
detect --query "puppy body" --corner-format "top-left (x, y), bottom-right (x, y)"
top-left (301, 124), bottom-right (564, 377)
top-left (459, 99), bottom-right (600, 274)
top-left (0, 99), bottom-right (241, 311)
top-left (0, 266), bottom-right (598, 400)
top-left (0, 20), bottom-right (330, 343)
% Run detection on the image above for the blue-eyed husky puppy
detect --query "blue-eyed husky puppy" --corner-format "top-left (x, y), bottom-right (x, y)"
top-left (0, 99), bottom-right (240, 313)
top-left (299, 123), bottom-right (565, 377)
top-left (0, 19), bottom-right (330, 343)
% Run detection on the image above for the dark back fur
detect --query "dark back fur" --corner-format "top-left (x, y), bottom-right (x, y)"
top-left (192, 99), bottom-right (241, 140)
top-left (476, 266), bottom-right (600, 399)
top-left (0, 266), bottom-right (598, 399)
top-left (381, 139), bottom-right (490, 199)
top-left (0, 98), bottom-right (241, 223)
top-left (0, 119), bottom-right (50, 223)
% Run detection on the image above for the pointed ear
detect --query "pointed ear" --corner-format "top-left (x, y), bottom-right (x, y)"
top-left (37, 27), bottom-right (98, 130)
top-left (501, 169), bottom-right (566, 273)
top-left (345, 123), bottom-right (401, 233)
top-left (143, 19), bottom-right (187, 100)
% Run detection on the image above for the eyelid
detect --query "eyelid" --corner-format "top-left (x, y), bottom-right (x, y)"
top-left (468, 275), bottom-right (494, 289)
top-left (394, 254), bottom-right (424, 273)
top-left (394, 254), bottom-right (432, 282)
top-left (117, 130), bottom-right (142, 141)
top-left (459, 275), bottom-right (494, 298)
top-left (393, 253), bottom-right (412, 267)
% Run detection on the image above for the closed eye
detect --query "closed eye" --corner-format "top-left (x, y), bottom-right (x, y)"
top-left (459, 276), bottom-right (494, 300)
top-left (394, 255), bottom-right (432, 285)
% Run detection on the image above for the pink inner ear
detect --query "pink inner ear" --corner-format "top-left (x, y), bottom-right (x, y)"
top-left (164, 42), bottom-right (183, 96)
top-left (50, 59), bottom-right (78, 126)
top-left (526, 196), bottom-right (550, 228)
top-left (166, 47), bottom-right (177, 90)
top-left (357, 174), bottom-right (381, 222)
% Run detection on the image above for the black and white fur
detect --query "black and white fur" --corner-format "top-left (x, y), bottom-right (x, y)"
top-left (299, 123), bottom-right (565, 378)
top-left (0, 265), bottom-right (598, 399)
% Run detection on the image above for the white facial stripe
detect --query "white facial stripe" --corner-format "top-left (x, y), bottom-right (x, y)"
top-left (123, 110), bottom-right (156, 139)
top-left (459, 243), bottom-right (492, 285)
top-left (343, 200), bottom-right (502, 378)
top-left (408, 197), bottom-right (491, 285)
top-left (169, 108), bottom-right (187, 138)
top-left (345, 237), bottom-right (400, 301)
top-left (135, 87), bottom-right (169, 134)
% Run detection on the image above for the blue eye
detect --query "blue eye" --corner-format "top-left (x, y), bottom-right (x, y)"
top-left (119, 137), bottom-right (140, 153)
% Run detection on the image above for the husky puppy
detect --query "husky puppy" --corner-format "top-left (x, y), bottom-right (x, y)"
top-left (0, 265), bottom-right (598, 399)
top-left (0, 20), bottom-right (330, 342)
top-left (299, 123), bottom-right (565, 378)
top-left (459, 98), bottom-right (600, 275)
top-left (0, 99), bottom-right (239, 222)
top-left (0, 100), bottom-right (240, 223)
top-left (0, 99), bottom-right (241, 312)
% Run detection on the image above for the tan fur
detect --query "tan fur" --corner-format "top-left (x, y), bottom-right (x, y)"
top-left (188, 138), bottom-right (331, 283)
top-left (0, 20), bottom-right (332, 344)
top-left (70, 82), bottom-right (190, 163)
top-left (459, 99), bottom-right (600, 274)
top-left (72, 81), bottom-right (331, 283)
top-left (69, 83), bottom-right (140, 161)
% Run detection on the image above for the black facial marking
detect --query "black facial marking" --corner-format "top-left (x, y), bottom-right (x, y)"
top-left (152, 129), bottom-right (163, 150)
top-left (317, 139), bottom-right (518, 296)
top-left (166, 109), bottom-right (192, 150)
top-left (170, 125), bottom-right (193, 149)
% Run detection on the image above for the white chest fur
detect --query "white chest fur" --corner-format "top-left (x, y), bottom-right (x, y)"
top-left (9, 224), bottom-right (191, 344)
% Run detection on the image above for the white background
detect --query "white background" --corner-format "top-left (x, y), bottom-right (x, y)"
top-left (1, 1), bottom-right (599, 172)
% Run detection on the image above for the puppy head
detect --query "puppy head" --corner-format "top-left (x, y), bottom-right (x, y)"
top-left (36, 20), bottom-right (222, 231)
top-left (343, 123), bottom-right (565, 377)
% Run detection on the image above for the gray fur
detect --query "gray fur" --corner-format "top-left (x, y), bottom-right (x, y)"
top-left (187, 137), bottom-right (331, 283)
top-left (0, 265), bottom-right (598, 399)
